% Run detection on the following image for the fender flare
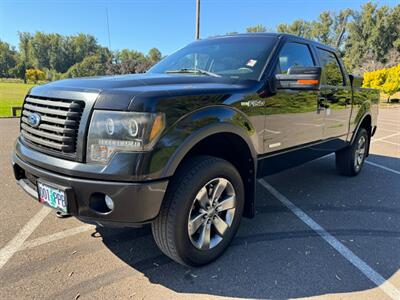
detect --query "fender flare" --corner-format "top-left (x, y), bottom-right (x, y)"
top-left (160, 122), bottom-right (257, 178)
top-left (350, 112), bottom-right (372, 144)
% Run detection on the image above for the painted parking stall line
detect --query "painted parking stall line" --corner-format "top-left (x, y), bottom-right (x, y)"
top-left (258, 179), bottom-right (400, 300)
top-left (365, 161), bottom-right (400, 175)
top-left (19, 224), bottom-right (95, 251)
top-left (373, 139), bottom-right (400, 146)
top-left (0, 206), bottom-right (51, 270)
top-left (316, 153), bottom-right (399, 176)
top-left (372, 132), bottom-right (400, 143)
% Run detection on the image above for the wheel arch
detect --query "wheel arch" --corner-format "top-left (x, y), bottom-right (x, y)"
top-left (171, 129), bottom-right (256, 218)
top-left (350, 113), bottom-right (372, 156)
top-left (351, 113), bottom-right (372, 143)
top-left (160, 120), bottom-right (258, 218)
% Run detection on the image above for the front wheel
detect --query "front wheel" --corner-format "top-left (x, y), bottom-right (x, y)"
top-left (335, 128), bottom-right (369, 176)
top-left (152, 156), bottom-right (244, 266)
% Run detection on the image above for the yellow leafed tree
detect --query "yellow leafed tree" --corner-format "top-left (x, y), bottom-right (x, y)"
top-left (381, 64), bottom-right (400, 102)
top-left (26, 69), bottom-right (45, 84)
top-left (363, 64), bottom-right (400, 102)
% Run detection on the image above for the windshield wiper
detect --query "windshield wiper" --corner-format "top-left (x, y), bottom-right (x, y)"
top-left (165, 68), bottom-right (221, 77)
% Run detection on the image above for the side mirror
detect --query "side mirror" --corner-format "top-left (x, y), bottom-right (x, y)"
top-left (275, 66), bottom-right (322, 90)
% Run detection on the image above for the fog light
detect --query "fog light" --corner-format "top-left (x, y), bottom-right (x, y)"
top-left (105, 195), bottom-right (114, 211)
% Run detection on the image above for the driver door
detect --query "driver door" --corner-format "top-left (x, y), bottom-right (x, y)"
top-left (264, 41), bottom-right (324, 152)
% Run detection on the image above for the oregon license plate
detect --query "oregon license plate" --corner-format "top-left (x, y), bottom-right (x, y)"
top-left (38, 181), bottom-right (67, 213)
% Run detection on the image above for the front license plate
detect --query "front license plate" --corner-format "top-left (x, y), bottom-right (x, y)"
top-left (38, 181), bottom-right (68, 213)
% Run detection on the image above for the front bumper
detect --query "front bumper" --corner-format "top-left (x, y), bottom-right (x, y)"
top-left (12, 152), bottom-right (168, 227)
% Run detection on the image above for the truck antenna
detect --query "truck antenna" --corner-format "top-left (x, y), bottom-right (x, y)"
top-left (106, 7), bottom-right (112, 51)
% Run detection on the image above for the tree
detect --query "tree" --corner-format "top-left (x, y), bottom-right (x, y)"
top-left (246, 24), bottom-right (266, 33)
top-left (30, 32), bottom-right (52, 69)
top-left (276, 9), bottom-right (352, 49)
top-left (345, 3), bottom-right (400, 73)
top-left (15, 31), bottom-right (105, 76)
top-left (363, 68), bottom-right (387, 89)
top-left (273, 2), bottom-right (399, 74)
top-left (18, 32), bottom-right (33, 83)
top-left (1, 31), bottom-right (163, 80)
top-left (67, 54), bottom-right (105, 78)
top-left (116, 49), bottom-right (146, 63)
top-left (312, 11), bottom-right (333, 45)
top-left (147, 48), bottom-right (162, 63)
top-left (333, 9), bottom-right (353, 49)
top-left (363, 64), bottom-right (400, 102)
top-left (106, 57), bottom-right (154, 75)
top-left (71, 33), bottom-right (99, 63)
top-left (381, 64), bottom-right (400, 101)
top-left (0, 40), bottom-right (17, 77)
top-left (66, 47), bottom-right (111, 78)
top-left (106, 47), bottom-right (161, 75)
top-left (277, 20), bottom-right (314, 39)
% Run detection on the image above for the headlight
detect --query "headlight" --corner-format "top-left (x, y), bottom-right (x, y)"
top-left (87, 111), bottom-right (165, 164)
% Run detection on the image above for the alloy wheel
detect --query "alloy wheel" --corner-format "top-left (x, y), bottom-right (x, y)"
top-left (187, 178), bottom-right (236, 250)
top-left (354, 135), bottom-right (366, 171)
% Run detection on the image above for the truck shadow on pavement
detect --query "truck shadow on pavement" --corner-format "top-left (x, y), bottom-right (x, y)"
top-left (98, 154), bottom-right (400, 299)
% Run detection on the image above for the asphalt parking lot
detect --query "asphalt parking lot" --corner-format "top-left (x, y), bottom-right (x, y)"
top-left (0, 108), bottom-right (399, 300)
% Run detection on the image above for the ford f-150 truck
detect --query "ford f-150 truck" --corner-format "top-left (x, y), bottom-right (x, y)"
top-left (12, 33), bottom-right (379, 266)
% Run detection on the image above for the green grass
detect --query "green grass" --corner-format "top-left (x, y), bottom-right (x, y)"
top-left (0, 82), bottom-right (36, 117)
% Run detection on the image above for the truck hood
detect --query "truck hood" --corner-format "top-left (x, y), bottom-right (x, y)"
top-left (29, 73), bottom-right (257, 111)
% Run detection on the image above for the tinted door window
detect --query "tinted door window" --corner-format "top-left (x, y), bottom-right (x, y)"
top-left (276, 42), bottom-right (314, 74)
top-left (317, 49), bottom-right (344, 86)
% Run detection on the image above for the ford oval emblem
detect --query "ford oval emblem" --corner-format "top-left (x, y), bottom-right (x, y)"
top-left (28, 113), bottom-right (41, 128)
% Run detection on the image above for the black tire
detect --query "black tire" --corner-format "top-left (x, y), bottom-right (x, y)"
top-left (335, 128), bottom-right (369, 176)
top-left (151, 155), bottom-right (244, 266)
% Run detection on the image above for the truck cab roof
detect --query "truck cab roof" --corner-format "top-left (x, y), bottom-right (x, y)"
top-left (205, 32), bottom-right (339, 54)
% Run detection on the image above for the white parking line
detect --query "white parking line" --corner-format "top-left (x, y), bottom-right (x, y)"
top-left (0, 206), bottom-right (51, 270)
top-left (12, 153), bottom-right (398, 256)
top-left (373, 139), bottom-right (400, 146)
top-left (19, 224), bottom-right (95, 251)
top-left (372, 132), bottom-right (400, 142)
top-left (376, 128), bottom-right (399, 133)
top-left (258, 179), bottom-right (400, 300)
top-left (378, 121), bottom-right (400, 126)
top-left (378, 118), bottom-right (400, 123)
top-left (366, 161), bottom-right (400, 175)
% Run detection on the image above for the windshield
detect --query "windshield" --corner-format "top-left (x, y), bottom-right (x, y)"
top-left (149, 36), bottom-right (278, 81)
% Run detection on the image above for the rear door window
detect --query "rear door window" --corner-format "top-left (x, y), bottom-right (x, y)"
top-left (317, 48), bottom-right (344, 86)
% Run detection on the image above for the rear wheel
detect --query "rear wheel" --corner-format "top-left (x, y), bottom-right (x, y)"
top-left (335, 128), bottom-right (369, 176)
top-left (152, 155), bottom-right (244, 266)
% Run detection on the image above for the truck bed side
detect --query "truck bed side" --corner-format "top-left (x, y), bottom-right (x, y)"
top-left (348, 86), bottom-right (379, 142)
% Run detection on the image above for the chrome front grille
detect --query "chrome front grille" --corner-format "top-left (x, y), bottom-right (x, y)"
top-left (20, 96), bottom-right (85, 158)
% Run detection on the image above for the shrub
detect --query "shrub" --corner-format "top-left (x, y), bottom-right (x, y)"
top-left (26, 68), bottom-right (45, 83)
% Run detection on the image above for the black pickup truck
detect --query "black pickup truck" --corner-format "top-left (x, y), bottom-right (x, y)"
top-left (12, 33), bottom-right (379, 266)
